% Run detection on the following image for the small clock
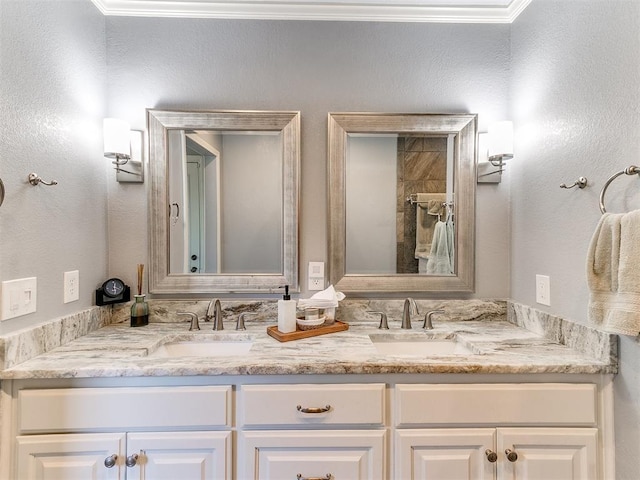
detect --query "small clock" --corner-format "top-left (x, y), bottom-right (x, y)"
top-left (96, 278), bottom-right (131, 306)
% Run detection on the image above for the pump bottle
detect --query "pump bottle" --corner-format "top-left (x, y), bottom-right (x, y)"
top-left (278, 285), bottom-right (297, 333)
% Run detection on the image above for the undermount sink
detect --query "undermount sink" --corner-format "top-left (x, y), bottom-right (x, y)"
top-left (150, 335), bottom-right (254, 357)
top-left (368, 333), bottom-right (474, 356)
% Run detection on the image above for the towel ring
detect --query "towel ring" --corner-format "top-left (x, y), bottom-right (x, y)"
top-left (599, 165), bottom-right (640, 213)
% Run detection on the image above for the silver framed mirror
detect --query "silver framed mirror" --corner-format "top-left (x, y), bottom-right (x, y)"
top-left (328, 112), bottom-right (477, 293)
top-left (148, 109), bottom-right (300, 294)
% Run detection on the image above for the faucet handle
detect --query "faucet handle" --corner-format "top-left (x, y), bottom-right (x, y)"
top-left (177, 311), bottom-right (200, 331)
top-left (237, 312), bottom-right (257, 330)
top-left (367, 311), bottom-right (389, 330)
top-left (423, 309), bottom-right (445, 330)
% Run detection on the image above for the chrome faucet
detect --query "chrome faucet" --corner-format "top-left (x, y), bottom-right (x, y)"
top-left (401, 298), bottom-right (419, 329)
top-left (206, 299), bottom-right (224, 330)
top-left (423, 309), bottom-right (444, 330)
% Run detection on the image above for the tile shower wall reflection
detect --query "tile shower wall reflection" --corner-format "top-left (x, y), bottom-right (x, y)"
top-left (397, 136), bottom-right (448, 273)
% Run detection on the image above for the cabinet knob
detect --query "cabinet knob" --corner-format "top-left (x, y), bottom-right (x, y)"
top-left (104, 454), bottom-right (118, 468)
top-left (297, 474), bottom-right (332, 480)
top-left (296, 405), bottom-right (331, 414)
top-left (485, 449), bottom-right (498, 463)
top-left (126, 453), bottom-right (139, 467)
top-left (505, 448), bottom-right (519, 462)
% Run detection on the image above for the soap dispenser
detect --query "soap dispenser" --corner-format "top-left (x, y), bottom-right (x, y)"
top-left (277, 285), bottom-right (297, 333)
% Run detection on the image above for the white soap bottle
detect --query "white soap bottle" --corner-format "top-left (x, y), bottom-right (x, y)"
top-left (278, 285), bottom-right (297, 333)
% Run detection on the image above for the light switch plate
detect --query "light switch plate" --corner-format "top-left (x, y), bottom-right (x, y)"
top-left (1, 277), bottom-right (37, 321)
top-left (308, 261), bottom-right (325, 291)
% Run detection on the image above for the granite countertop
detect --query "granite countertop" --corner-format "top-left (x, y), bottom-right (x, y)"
top-left (0, 315), bottom-right (616, 379)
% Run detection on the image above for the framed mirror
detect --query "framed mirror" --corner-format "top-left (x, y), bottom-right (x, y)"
top-left (328, 112), bottom-right (477, 293)
top-left (148, 109), bottom-right (300, 293)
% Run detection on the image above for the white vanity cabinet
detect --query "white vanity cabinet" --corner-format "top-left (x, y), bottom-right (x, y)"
top-left (3, 376), bottom-right (613, 480)
top-left (237, 383), bottom-right (387, 479)
top-left (12, 385), bottom-right (232, 480)
top-left (394, 384), bottom-right (601, 480)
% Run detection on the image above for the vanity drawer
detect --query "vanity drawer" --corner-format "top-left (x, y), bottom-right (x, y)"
top-left (18, 386), bottom-right (232, 433)
top-left (239, 383), bottom-right (385, 427)
top-left (395, 383), bottom-right (597, 427)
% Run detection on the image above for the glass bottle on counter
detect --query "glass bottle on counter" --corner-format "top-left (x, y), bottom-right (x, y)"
top-left (130, 294), bottom-right (149, 327)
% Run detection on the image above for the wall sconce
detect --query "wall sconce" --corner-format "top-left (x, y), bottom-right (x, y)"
top-left (477, 120), bottom-right (514, 184)
top-left (103, 118), bottom-right (144, 183)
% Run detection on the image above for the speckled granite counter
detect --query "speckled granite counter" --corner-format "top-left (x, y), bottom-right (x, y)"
top-left (0, 300), bottom-right (617, 379)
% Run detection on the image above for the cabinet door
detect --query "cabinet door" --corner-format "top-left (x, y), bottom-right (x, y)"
top-left (126, 431), bottom-right (231, 480)
top-left (16, 432), bottom-right (125, 480)
top-left (396, 428), bottom-right (496, 480)
top-left (497, 428), bottom-right (598, 480)
top-left (239, 430), bottom-right (386, 480)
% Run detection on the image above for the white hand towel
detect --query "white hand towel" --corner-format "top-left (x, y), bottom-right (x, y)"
top-left (426, 220), bottom-right (454, 275)
top-left (587, 210), bottom-right (640, 336)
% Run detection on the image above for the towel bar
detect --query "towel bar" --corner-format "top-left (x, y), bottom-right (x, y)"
top-left (599, 165), bottom-right (640, 213)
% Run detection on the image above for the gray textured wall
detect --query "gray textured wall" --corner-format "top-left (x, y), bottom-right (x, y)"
top-left (104, 17), bottom-right (513, 298)
top-left (0, 0), bottom-right (107, 333)
top-left (510, 1), bottom-right (640, 477)
top-left (2, 0), bottom-right (639, 476)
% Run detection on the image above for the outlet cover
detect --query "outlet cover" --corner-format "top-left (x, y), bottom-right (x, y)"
top-left (64, 270), bottom-right (79, 303)
top-left (308, 261), bottom-right (325, 291)
top-left (535, 274), bottom-right (551, 306)
top-left (1, 277), bottom-right (37, 321)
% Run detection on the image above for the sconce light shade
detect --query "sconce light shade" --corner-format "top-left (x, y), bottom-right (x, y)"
top-left (103, 118), bottom-right (131, 159)
top-left (477, 120), bottom-right (514, 184)
top-left (488, 121), bottom-right (514, 163)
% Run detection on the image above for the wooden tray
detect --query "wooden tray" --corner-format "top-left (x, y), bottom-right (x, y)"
top-left (267, 321), bottom-right (349, 342)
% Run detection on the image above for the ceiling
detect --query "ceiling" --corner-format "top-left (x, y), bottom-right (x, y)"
top-left (90, 0), bottom-right (532, 23)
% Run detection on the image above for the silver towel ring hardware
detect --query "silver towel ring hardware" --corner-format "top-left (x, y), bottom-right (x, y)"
top-left (599, 165), bottom-right (640, 213)
top-left (0, 177), bottom-right (4, 207)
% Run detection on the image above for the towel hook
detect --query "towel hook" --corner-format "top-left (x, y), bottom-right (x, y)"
top-left (28, 173), bottom-right (58, 187)
top-left (560, 177), bottom-right (588, 189)
top-left (599, 166), bottom-right (640, 213)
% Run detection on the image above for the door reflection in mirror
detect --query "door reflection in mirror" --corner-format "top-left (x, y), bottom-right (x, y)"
top-left (345, 133), bottom-right (455, 276)
top-left (168, 130), bottom-right (283, 274)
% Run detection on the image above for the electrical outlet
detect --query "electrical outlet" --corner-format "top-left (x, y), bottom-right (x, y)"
top-left (64, 270), bottom-right (79, 304)
top-left (308, 261), bottom-right (325, 291)
top-left (535, 274), bottom-right (551, 306)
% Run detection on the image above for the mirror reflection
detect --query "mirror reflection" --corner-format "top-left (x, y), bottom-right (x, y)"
top-left (328, 112), bottom-right (476, 293)
top-left (148, 109), bottom-right (299, 294)
top-left (346, 133), bottom-right (455, 276)
top-left (168, 130), bottom-right (283, 274)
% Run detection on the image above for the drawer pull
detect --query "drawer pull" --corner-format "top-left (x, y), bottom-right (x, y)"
top-left (485, 449), bottom-right (498, 463)
top-left (505, 449), bottom-right (518, 462)
top-left (104, 454), bottom-right (118, 468)
top-left (296, 404), bottom-right (331, 414)
top-left (126, 453), bottom-right (139, 467)
top-left (297, 474), bottom-right (332, 480)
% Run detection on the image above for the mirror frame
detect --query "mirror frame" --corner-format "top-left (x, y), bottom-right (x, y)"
top-left (328, 112), bottom-right (477, 293)
top-left (148, 109), bottom-right (300, 294)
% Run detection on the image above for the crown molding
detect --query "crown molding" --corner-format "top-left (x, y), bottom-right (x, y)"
top-left (90, 0), bottom-right (531, 23)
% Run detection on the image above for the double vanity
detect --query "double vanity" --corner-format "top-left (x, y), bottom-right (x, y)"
top-left (0, 110), bottom-right (617, 478)
top-left (0, 299), bottom-right (617, 479)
